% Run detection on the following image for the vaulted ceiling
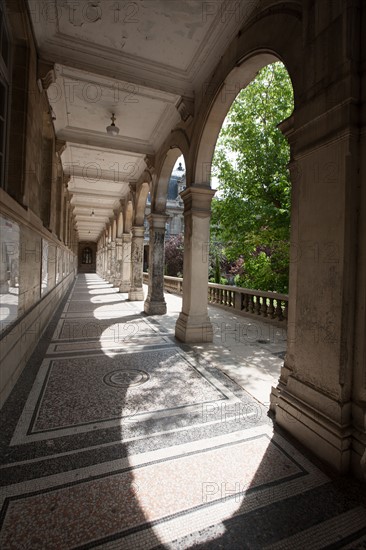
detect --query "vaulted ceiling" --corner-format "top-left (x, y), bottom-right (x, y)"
top-left (28, 0), bottom-right (256, 241)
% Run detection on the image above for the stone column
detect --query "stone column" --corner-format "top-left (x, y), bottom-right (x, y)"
top-left (102, 246), bottom-right (107, 279)
top-left (109, 241), bottom-right (117, 285)
top-left (118, 233), bottom-right (132, 293)
top-left (128, 226), bottom-right (144, 301)
top-left (64, 200), bottom-right (69, 245)
top-left (270, 37), bottom-right (362, 474)
top-left (106, 243), bottom-right (112, 281)
top-left (144, 213), bottom-right (168, 315)
top-left (0, 247), bottom-right (8, 293)
top-left (175, 185), bottom-right (215, 342)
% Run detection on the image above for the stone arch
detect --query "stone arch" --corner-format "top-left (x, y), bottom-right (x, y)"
top-left (192, 5), bottom-right (302, 184)
top-left (133, 180), bottom-right (151, 226)
top-left (152, 129), bottom-right (190, 213)
top-left (116, 211), bottom-right (123, 238)
top-left (153, 147), bottom-right (186, 214)
top-left (111, 219), bottom-right (117, 240)
top-left (123, 201), bottom-right (133, 233)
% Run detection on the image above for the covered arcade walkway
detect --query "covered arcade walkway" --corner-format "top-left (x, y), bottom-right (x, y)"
top-left (0, 274), bottom-right (365, 549)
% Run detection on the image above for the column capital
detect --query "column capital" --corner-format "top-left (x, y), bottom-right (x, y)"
top-left (146, 213), bottom-right (169, 229)
top-left (180, 185), bottom-right (215, 217)
top-left (131, 226), bottom-right (145, 238)
top-left (122, 232), bottom-right (132, 243)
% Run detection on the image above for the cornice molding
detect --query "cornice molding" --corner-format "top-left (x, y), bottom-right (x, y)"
top-left (37, 59), bottom-right (56, 90)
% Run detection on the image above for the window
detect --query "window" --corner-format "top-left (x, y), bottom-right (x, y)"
top-left (0, 5), bottom-right (10, 187)
top-left (82, 247), bottom-right (93, 264)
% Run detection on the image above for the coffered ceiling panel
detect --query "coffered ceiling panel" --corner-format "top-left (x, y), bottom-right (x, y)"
top-left (27, 0), bottom-right (257, 241)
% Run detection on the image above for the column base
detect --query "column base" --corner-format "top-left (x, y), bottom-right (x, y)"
top-left (118, 282), bottom-right (131, 293)
top-left (175, 312), bottom-right (213, 343)
top-left (272, 376), bottom-right (352, 474)
top-left (0, 281), bottom-right (9, 293)
top-left (128, 288), bottom-right (144, 301)
top-left (144, 298), bottom-right (167, 315)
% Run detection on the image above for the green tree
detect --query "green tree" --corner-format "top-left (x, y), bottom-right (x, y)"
top-left (164, 234), bottom-right (184, 277)
top-left (211, 62), bottom-right (293, 293)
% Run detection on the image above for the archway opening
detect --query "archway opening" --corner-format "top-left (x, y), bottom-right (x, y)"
top-left (211, 61), bottom-right (293, 294)
top-left (204, 60), bottom-right (294, 406)
top-left (146, 149), bottom-right (186, 278)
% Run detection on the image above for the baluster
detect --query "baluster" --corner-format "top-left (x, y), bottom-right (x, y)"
top-left (248, 295), bottom-right (254, 313)
top-left (268, 298), bottom-right (275, 318)
top-left (261, 297), bottom-right (268, 317)
top-left (283, 300), bottom-right (288, 321)
top-left (254, 295), bottom-right (261, 315)
top-left (275, 300), bottom-right (284, 321)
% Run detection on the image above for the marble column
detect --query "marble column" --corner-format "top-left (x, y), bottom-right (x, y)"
top-left (118, 234), bottom-right (132, 293)
top-left (128, 226), bottom-right (144, 301)
top-left (144, 213), bottom-right (168, 315)
top-left (175, 185), bottom-right (215, 342)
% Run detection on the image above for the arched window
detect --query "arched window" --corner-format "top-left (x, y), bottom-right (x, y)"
top-left (82, 247), bottom-right (93, 264)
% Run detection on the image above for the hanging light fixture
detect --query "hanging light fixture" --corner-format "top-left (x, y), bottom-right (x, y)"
top-left (106, 113), bottom-right (120, 136)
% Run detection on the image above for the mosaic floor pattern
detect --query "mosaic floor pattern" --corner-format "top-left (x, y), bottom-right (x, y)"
top-left (0, 274), bottom-right (365, 549)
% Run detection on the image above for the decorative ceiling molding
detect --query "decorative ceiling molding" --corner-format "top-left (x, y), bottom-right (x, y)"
top-left (35, 37), bottom-right (193, 98)
top-left (176, 97), bottom-right (194, 122)
top-left (57, 128), bottom-right (154, 157)
top-left (28, 0), bottom-right (255, 97)
top-left (57, 65), bottom-right (180, 105)
top-left (37, 59), bottom-right (56, 90)
top-left (144, 155), bottom-right (155, 173)
top-left (55, 139), bottom-right (67, 157)
top-left (69, 187), bottom-right (129, 199)
top-left (149, 104), bottom-right (181, 151)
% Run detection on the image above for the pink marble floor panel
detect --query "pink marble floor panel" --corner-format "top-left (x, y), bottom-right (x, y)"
top-left (0, 434), bottom-right (304, 550)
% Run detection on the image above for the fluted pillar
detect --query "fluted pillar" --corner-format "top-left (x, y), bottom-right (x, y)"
top-left (175, 185), bottom-right (215, 342)
top-left (144, 213), bottom-right (168, 315)
top-left (128, 226), bottom-right (144, 301)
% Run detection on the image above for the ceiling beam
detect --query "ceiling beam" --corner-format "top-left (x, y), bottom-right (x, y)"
top-left (58, 128), bottom-right (154, 157)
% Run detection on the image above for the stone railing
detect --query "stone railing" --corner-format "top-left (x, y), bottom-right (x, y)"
top-left (142, 273), bottom-right (288, 323)
top-left (207, 283), bottom-right (288, 323)
top-left (143, 272), bottom-right (183, 295)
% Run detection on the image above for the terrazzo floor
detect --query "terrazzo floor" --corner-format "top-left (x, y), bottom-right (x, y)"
top-left (0, 274), bottom-right (365, 549)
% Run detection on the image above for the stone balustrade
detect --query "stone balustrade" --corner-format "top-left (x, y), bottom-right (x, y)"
top-left (208, 282), bottom-right (288, 323)
top-left (143, 273), bottom-right (288, 323)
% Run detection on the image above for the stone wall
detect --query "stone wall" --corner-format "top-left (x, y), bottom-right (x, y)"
top-left (0, 1), bottom-right (77, 408)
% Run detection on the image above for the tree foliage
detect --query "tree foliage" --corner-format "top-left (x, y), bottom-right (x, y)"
top-left (211, 62), bottom-right (294, 293)
top-left (164, 234), bottom-right (184, 277)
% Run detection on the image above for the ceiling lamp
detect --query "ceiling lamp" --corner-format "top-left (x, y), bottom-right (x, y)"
top-left (91, 209), bottom-right (95, 216)
top-left (106, 113), bottom-right (119, 136)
